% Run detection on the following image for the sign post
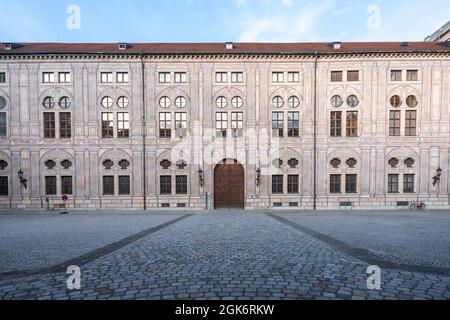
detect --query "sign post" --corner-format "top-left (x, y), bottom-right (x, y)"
top-left (61, 195), bottom-right (69, 214)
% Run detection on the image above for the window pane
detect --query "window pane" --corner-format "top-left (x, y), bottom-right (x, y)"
top-left (272, 175), bottom-right (283, 194)
top-left (287, 175), bottom-right (299, 193)
top-left (331, 71), bottom-right (343, 82)
top-left (59, 112), bottom-right (71, 138)
top-left (389, 110), bottom-right (401, 136)
top-left (102, 112), bottom-right (114, 138)
top-left (159, 112), bottom-right (172, 138)
top-left (0, 176), bottom-right (8, 196)
top-left (0, 72), bottom-right (6, 83)
top-left (61, 176), bottom-right (73, 195)
top-left (330, 111), bottom-right (342, 137)
top-left (288, 112), bottom-right (299, 137)
top-left (330, 174), bottom-right (341, 193)
top-left (160, 176), bottom-right (172, 195)
top-left (103, 176), bottom-right (115, 195)
top-left (119, 176), bottom-right (131, 195)
top-left (388, 174), bottom-right (399, 193)
top-left (405, 110), bottom-right (417, 136)
top-left (43, 112), bottom-right (56, 138)
top-left (176, 175), bottom-right (188, 194)
top-left (347, 70), bottom-right (359, 81)
top-left (272, 112), bottom-right (284, 137)
top-left (403, 174), bottom-right (415, 193)
top-left (345, 174), bottom-right (357, 193)
top-left (0, 112), bottom-right (6, 137)
top-left (407, 70), bottom-right (418, 81)
top-left (391, 70), bottom-right (402, 81)
top-left (45, 176), bottom-right (57, 195)
top-left (346, 111), bottom-right (358, 137)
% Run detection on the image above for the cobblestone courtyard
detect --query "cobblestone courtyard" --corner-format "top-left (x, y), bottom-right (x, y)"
top-left (0, 210), bottom-right (449, 300)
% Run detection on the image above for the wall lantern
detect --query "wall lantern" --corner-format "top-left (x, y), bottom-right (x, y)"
top-left (198, 168), bottom-right (204, 188)
top-left (256, 168), bottom-right (261, 187)
top-left (17, 169), bottom-right (28, 189)
top-left (433, 167), bottom-right (443, 186)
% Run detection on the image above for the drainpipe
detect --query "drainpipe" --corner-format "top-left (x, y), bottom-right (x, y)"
top-left (140, 53), bottom-right (147, 210)
top-left (313, 52), bottom-right (319, 211)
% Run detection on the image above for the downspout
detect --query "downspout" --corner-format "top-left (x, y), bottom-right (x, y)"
top-left (313, 52), bottom-right (319, 211)
top-left (140, 53), bottom-right (147, 210)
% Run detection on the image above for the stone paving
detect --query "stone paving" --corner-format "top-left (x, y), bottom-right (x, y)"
top-left (0, 211), bottom-right (449, 300)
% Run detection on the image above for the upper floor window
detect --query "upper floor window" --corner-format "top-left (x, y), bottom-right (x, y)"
top-left (330, 111), bottom-right (342, 137)
top-left (159, 112), bottom-right (172, 138)
top-left (405, 110), bottom-right (417, 136)
top-left (231, 112), bottom-right (243, 138)
top-left (0, 112), bottom-right (6, 137)
top-left (331, 71), bottom-right (343, 82)
top-left (0, 72), bottom-right (6, 83)
top-left (101, 112), bottom-right (114, 138)
top-left (43, 112), bottom-right (56, 138)
top-left (406, 70), bottom-right (418, 81)
top-left (287, 112), bottom-right (299, 137)
top-left (287, 72), bottom-right (300, 83)
top-left (231, 72), bottom-right (243, 83)
top-left (101, 72), bottom-right (113, 83)
top-left (346, 111), bottom-right (358, 137)
top-left (42, 72), bottom-right (55, 83)
top-left (272, 112), bottom-right (284, 137)
top-left (117, 112), bottom-right (130, 138)
top-left (347, 70), bottom-right (359, 82)
top-left (215, 112), bottom-right (228, 137)
top-left (159, 72), bottom-right (171, 83)
top-left (390, 70), bottom-right (402, 81)
top-left (215, 72), bottom-right (228, 83)
top-left (59, 112), bottom-right (72, 139)
top-left (389, 110), bottom-right (401, 136)
top-left (117, 72), bottom-right (129, 83)
top-left (272, 72), bottom-right (284, 83)
top-left (174, 72), bottom-right (187, 83)
top-left (58, 72), bottom-right (71, 83)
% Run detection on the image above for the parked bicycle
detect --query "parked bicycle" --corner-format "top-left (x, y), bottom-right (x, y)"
top-left (410, 201), bottom-right (426, 210)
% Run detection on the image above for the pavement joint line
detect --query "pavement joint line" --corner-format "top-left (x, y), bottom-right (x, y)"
top-left (267, 213), bottom-right (450, 277)
top-left (0, 214), bottom-right (193, 282)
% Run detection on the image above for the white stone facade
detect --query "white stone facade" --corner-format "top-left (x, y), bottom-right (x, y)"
top-left (0, 46), bottom-right (449, 210)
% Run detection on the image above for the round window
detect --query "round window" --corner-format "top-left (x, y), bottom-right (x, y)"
top-left (346, 95), bottom-right (359, 107)
top-left (117, 96), bottom-right (129, 108)
top-left (390, 95), bottom-right (402, 108)
top-left (159, 96), bottom-right (171, 108)
top-left (231, 96), bottom-right (244, 108)
top-left (272, 96), bottom-right (284, 108)
top-left (406, 95), bottom-right (418, 108)
top-left (331, 95), bottom-right (343, 108)
top-left (175, 96), bottom-right (187, 108)
top-left (288, 96), bottom-right (300, 108)
top-left (59, 96), bottom-right (71, 109)
top-left (101, 96), bottom-right (113, 109)
top-left (42, 97), bottom-right (55, 109)
top-left (0, 96), bottom-right (6, 109)
top-left (216, 96), bottom-right (228, 108)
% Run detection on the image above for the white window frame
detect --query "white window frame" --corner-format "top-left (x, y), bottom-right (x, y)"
top-left (42, 72), bottom-right (55, 83)
top-left (272, 72), bottom-right (284, 83)
top-left (287, 72), bottom-right (300, 83)
top-left (159, 72), bottom-right (171, 83)
top-left (174, 72), bottom-right (187, 83)
top-left (117, 72), bottom-right (129, 83)
top-left (58, 72), bottom-right (71, 83)
top-left (231, 72), bottom-right (243, 83)
top-left (101, 72), bottom-right (113, 83)
top-left (215, 72), bottom-right (228, 83)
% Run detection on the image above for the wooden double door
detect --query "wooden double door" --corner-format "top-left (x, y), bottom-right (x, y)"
top-left (214, 160), bottom-right (245, 209)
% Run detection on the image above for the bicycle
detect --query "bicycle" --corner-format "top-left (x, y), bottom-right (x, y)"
top-left (410, 201), bottom-right (426, 210)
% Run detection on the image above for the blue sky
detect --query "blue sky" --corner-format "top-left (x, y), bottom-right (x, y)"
top-left (0, 0), bottom-right (449, 43)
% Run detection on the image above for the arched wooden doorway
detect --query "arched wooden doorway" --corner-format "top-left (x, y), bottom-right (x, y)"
top-left (214, 160), bottom-right (245, 209)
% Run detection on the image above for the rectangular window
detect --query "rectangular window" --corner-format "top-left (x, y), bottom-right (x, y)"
top-left (331, 71), bottom-right (343, 82)
top-left (272, 175), bottom-right (284, 194)
top-left (159, 112), bottom-right (172, 138)
top-left (0, 112), bottom-right (6, 137)
top-left (272, 112), bottom-right (284, 137)
top-left (272, 72), bottom-right (284, 83)
top-left (231, 112), bottom-right (243, 138)
top-left (407, 70), bottom-right (418, 81)
top-left (42, 72), bottom-right (55, 83)
top-left (346, 111), bottom-right (358, 137)
top-left (388, 174), bottom-right (399, 193)
top-left (345, 174), bottom-right (357, 193)
top-left (45, 176), bottom-right (57, 195)
top-left (116, 72), bottom-right (129, 83)
top-left (389, 110), bottom-right (401, 136)
top-left (0, 72), bottom-right (6, 83)
top-left (215, 72), bottom-right (228, 83)
top-left (59, 112), bottom-right (71, 138)
top-left (102, 112), bottom-right (114, 138)
top-left (287, 72), bottom-right (300, 83)
top-left (330, 111), bottom-right (342, 137)
top-left (176, 175), bottom-right (188, 194)
top-left (231, 72), bottom-right (243, 83)
top-left (287, 112), bottom-right (299, 137)
top-left (330, 174), bottom-right (341, 193)
top-left (102, 176), bottom-right (115, 195)
top-left (61, 176), bottom-right (73, 195)
top-left (347, 70), bottom-right (359, 81)
top-left (405, 110), bottom-right (417, 136)
top-left (216, 112), bottom-right (228, 137)
top-left (117, 112), bottom-right (130, 138)
top-left (43, 112), bottom-right (56, 139)
top-left (58, 72), bottom-right (71, 83)
top-left (118, 176), bottom-right (131, 195)
top-left (403, 174), bottom-right (415, 193)
top-left (390, 70), bottom-right (402, 81)
top-left (174, 72), bottom-right (187, 83)
top-left (101, 72), bottom-right (113, 83)
top-left (0, 177), bottom-right (8, 196)
top-left (160, 176), bottom-right (172, 195)
top-left (159, 72), bottom-right (171, 83)
top-left (287, 175), bottom-right (299, 194)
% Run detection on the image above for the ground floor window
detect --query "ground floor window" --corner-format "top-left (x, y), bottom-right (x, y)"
top-left (45, 176), bottom-right (57, 195)
top-left (119, 175), bottom-right (131, 195)
top-left (102, 176), bottom-right (115, 195)
top-left (403, 174), bottom-right (415, 193)
top-left (160, 175), bottom-right (172, 195)
top-left (61, 176), bottom-right (73, 195)
top-left (330, 174), bottom-right (341, 193)
top-left (345, 174), bottom-right (357, 193)
top-left (176, 175), bottom-right (188, 194)
top-left (272, 175), bottom-right (283, 194)
top-left (287, 175), bottom-right (299, 193)
top-left (388, 174), bottom-right (399, 193)
top-left (0, 176), bottom-right (8, 196)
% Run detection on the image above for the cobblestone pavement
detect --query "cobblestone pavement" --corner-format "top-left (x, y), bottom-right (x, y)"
top-left (0, 212), bottom-right (449, 300)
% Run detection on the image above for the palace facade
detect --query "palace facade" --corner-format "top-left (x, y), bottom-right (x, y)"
top-left (0, 42), bottom-right (449, 210)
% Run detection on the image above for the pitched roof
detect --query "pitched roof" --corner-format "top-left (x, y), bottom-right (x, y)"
top-left (1, 42), bottom-right (449, 55)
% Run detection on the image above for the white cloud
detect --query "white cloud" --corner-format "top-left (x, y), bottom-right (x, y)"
top-left (238, 0), bottom-right (347, 42)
